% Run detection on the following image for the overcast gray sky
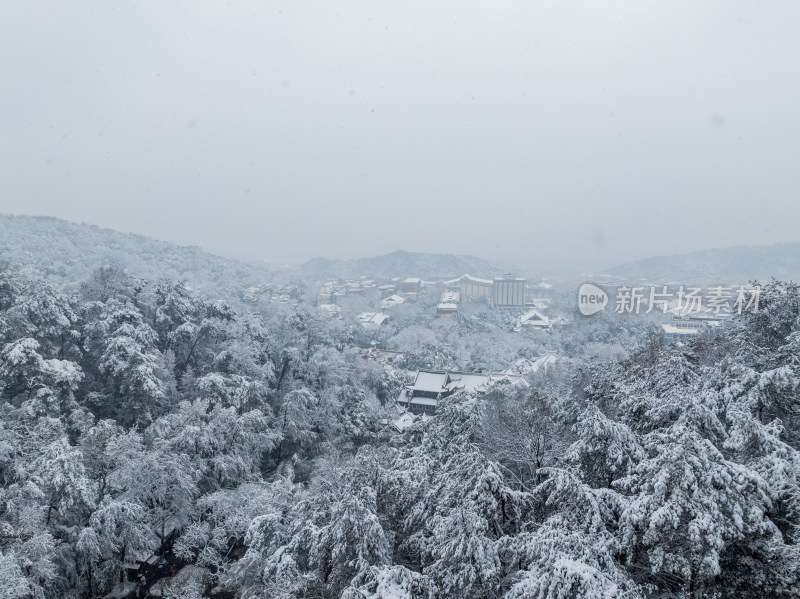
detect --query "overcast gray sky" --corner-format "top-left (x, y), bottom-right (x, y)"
top-left (2, 1), bottom-right (799, 268)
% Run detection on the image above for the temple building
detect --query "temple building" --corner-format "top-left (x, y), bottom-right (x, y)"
top-left (396, 369), bottom-right (526, 414)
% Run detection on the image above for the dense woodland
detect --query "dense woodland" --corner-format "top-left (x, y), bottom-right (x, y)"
top-left (1, 263), bottom-right (799, 598)
top-left (0, 215), bottom-right (278, 301)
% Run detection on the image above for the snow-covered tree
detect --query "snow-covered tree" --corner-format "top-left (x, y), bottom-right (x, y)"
top-left (564, 404), bottom-right (644, 489)
top-left (502, 468), bottom-right (640, 599)
top-left (341, 565), bottom-right (435, 599)
top-left (617, 410), bottom-right (779, 596)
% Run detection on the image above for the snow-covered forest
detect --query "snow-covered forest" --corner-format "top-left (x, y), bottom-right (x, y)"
top-left (1, 263), bottom-right (799, 598)
top-left (4, 0), bottom-right (800, 596)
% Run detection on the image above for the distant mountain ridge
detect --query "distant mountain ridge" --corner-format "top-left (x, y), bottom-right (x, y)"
top-left (0, 214), bottom-right (277, 299)
top-left (301, 250), bottom-right (500, 279)
top-left (0, 215), bottom-right (504, 299)
top-left (602, 243), bottom-right (800, 285)
top-left (5, 216), bottom-right (797, 296)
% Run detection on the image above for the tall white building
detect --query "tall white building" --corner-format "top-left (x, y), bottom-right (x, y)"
top-left (493, 274), bottom-right (526, 307)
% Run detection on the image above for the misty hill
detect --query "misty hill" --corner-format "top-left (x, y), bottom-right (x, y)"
top-left (301, 250), bottom-right (500, 279)
top-left (0, 214), bottom-right (277, 299)
top-left (603, 243), bottom-right (800, 285)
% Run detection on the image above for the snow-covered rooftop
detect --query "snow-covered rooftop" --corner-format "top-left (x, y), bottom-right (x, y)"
top-left (393, 412), bottom-right (417, 432)
top-left (661, 323), bottom-right (700, 335)
top-left (518, 308), bottom-right (551, 328)
top-left (381, 294), bottom-right (406, 307)
top-left (411, 371), bottom-right (450, 392)
top-left (503, 354), bottom-right (559, 375)
top-left (358, 312), bottom-right (389, 327)
top-left (439, 290), bottom-right (460, 303)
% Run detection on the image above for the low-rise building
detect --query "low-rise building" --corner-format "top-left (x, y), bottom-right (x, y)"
top-left (661, 315), bottom-right (728, 344)
top-left (362, 347), bottom-right (405, 366)
top-left (378, 284), bottom-right (397, 298)
top-left (517, 308), bottom-right (551, 329)
top-left (436, 290), bottom-right (460, 315)
top-left (400, 278), bottom-right (422, 294)
top-left (502, 354), bottom-right (559, 375)
top-left (358, 312), bottom-right (389, 327)
top-left (318, 304), bottom-right (342, 319)
top-left (381, 294), bottom-right (406, 309)
top-left (318, 278), bottom-right (377, 304)
top-left (244, 283), bottom-right (301, 304)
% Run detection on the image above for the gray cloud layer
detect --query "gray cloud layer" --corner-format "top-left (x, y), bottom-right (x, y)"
top-left (2, 1), bottom-right (799, 269)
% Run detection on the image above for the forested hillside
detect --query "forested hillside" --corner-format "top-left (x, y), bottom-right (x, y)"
top-left (0, 215), bottom-right (508, 301)
top-left (0, 215), bottom-right (278, 300)
top-left (603, 243), bottom-right (800, 284)
top-left (1, 264), bottom-right (799, 598)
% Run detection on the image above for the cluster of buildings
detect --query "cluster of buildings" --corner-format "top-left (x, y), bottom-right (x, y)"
top-left (430, 274), bottom-right (536, 316)
top-left (242, 283), bottom-right (302, 305)
top-left (316, 276), bottom-right (417, 320)
top-left (313, 271), bottom-right (562, 326)
top-left (429, 274), bottom-right (565, 324)
top-left (440, 273), bottom-right (528, 307)
top-left (317, 278), bottom-right (381, 304)
top-left (316, 276), bottom-right (423, 306)
top-left (427, 273), bottom-right (558, 317)
top-left (319, 306), bottom-right (392, 327)
top-left (315, 278), bottom-right (423, 324)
